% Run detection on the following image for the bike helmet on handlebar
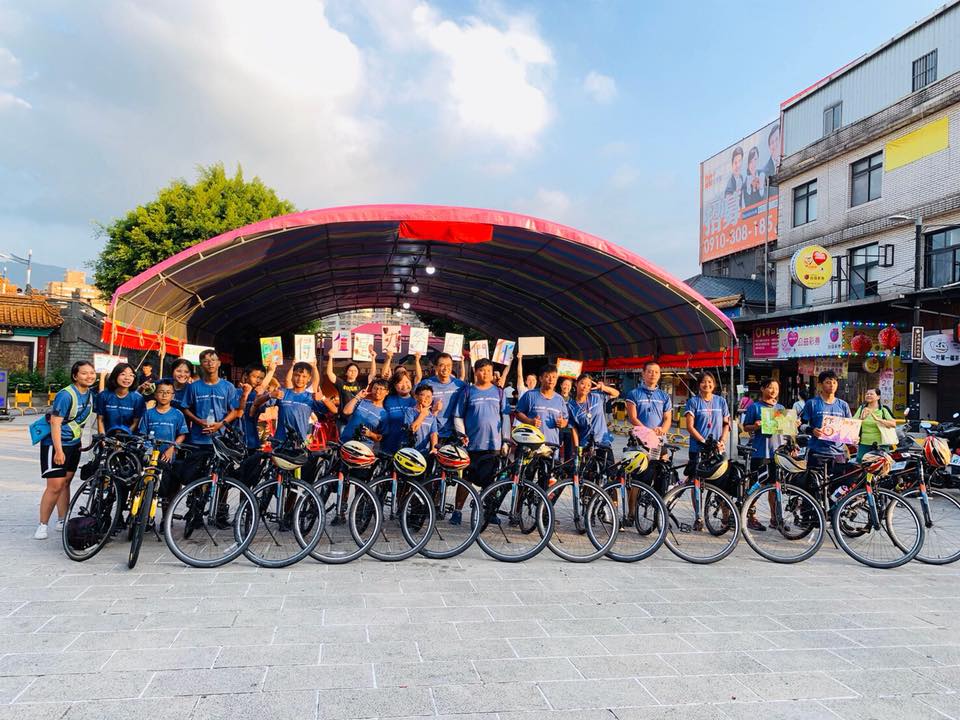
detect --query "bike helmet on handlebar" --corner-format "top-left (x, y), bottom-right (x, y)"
top-left (774, 450), bottom-right (807, 474)
top-left (436, 444), bottom-right (470, 470)
top-left (339, 440), bottom-right (376, 468)
top-left (393, 447), bottom-right (427, 476)
top-left (511, 423), bottom-right (546, 447)
top-left (623, 450), bottom-right (649, 476)
top-left (271, 447), bottom-right (309, 471)
top-left (861, 449), bottom-right (894, 477)
top-left (924, 436), bottom-right (951, 468)
top-left (696, 454), bottom-right (729, 482)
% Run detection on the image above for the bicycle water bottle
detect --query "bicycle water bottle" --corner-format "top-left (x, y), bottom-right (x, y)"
top-left (829, 485), bottom-right (849, 503)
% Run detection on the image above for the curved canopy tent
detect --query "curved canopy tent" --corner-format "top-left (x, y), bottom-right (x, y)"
top-left (105, 205), bottom-right (736, 363)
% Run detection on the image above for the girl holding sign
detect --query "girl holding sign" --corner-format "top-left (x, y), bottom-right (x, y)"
top-left (740, 378), bottom-right (785, 531)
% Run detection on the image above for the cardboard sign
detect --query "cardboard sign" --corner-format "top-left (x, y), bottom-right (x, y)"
top-left (181, 344), bottom-right (209, 364)
top-left (556, 358), bottom-right (582, 379)
top-left (381, 325), bottom-right (402, 354)
top-left (492, 339), bottom-right (516, 366)
top-left (408, 327), bottom-right (429, 355)
top-left (819, 415), bottom-right (862, 445)
top-left (760, 407), bottom-right (798, 436)
top-left (329, 331), bottom-right (352, 359)
top-left (259, 337), bottom-right (283, 366)
top-left (93, 353), bottom-right (127, 374)
top-left (294, 335), bottom-right (316, 363)
top-left (444, 333), bottom-right (464, 361)
top-left (518, 336), bottom-right (545, 356)
top-left (469, 339), bottom-right (489, 361)
top-left (353, 333), bottom-right (375, 362)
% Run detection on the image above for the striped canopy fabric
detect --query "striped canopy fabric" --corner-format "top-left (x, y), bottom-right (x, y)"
top-left (107, 205), bottom-right (735, 361)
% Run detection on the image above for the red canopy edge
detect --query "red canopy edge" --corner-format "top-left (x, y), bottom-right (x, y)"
top-left (102, 320), bottom-right (183, 356)
top-left (583, 349), bottom-right (740, 372)
top-left (398, 220), bottom-right (493, 244)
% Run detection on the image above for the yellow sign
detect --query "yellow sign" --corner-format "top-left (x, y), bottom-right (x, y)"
top-left (885, 117), bottom-right (949, 172)
top-left (790, 245), bottom-right (833, 289)
top-left (863, 357), bottom-right (880, 373)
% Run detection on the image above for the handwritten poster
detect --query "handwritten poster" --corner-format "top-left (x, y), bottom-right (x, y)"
top-left (492, 339), bottom-right (516, 366)
top-left (820, 415), bottom-right (862, 445)
top-left (181, 344), bottom-right (208, 364)
top-left (444, 333), bottom-right (464, 361)
top-left (381, 325), bottom-right (401, 354)
top-left (353, 333), bottom-right (375, 362)
top-left (259, 336), bottom-right (283, 366)
top-left (93, 353), bottom-right (127, 374)
top-left (329, 331), bottom-right (352, 359)
top-left (518, 336), bottom-right (545, 356)
top-left (294, 334), bottom-right (316, 363)
top-left (469, 339), bottom-right (489, 361)
top-left (408, 327), bottom-right (429, 355)
top-left (760, 407), bottom-right (798, 436)
top-left (556, 358), bottom-right (582, 379)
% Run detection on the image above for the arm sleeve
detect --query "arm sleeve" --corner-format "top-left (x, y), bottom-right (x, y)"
top-left (623, 390), bottom-right (636, 407)
top-left (743, 404), bottom-right (758, 425)
top-left (53, 391), bottom-right (74, 419)
top-left (800, 400), bottom-right (813, 425)
top-left (683, 398), bottom-right (695, 416)
top-left (516, 392), bottom-right (531, 416)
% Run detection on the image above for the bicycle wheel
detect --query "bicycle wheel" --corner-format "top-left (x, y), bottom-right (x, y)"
top-left (163, 476), bottom-right (258, 568)
top-left (893, 487), bottom-right (960, 565)
top-left (662, 483), bottom-right (740, 564)
top-left (833, 487), bottom-right (924, 569)
top-left (237, 478), bottom-right (324, 568)
top-left (602, 481), bottom-right (668, 562)
top-left (127, 481), bottom-right (154, 569)
top-left (419, 475), bottom-right (481, 559)
top-left (310, 476), bottom-right (382, 564)
top-left (476, 479), bottom-right (554, 562)
top-left (542, 480), bottom-right (618, 562)
top-left (740, 484), bottom-right (825, 563)
top-left (62, 475), bottom-right (122, 562)
top-left (367, 477), bottom-right (436, 561)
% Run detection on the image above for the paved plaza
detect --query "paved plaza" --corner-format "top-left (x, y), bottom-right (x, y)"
top-left (2, 419), bottom-right (960, 719)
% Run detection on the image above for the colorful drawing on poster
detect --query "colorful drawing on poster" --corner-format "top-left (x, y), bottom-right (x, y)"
top-left (93, 353), bottom-right (128, 374)
top-left (381, 325), bottom-right (402, 354)
top-left (760, 407), bottom-right (798, 436)
top-left (181, 344), bottom-right (209, 364)
top-left (353, 333), bottom-right (375, 362)
top-left (492, 339), bottom-right (516, 366)
top-left (469, 339), bottom-right (489, 361)
top-left (556, 358), bottom-right (582, 379)
top-left (408, 327), bottom-right (429, 355)
top-left (444, 333), bottom-right (464, 361)
top-left (329, 331), bottom-right (352, 359)
top-left (518, 336), bottom-right (545, 356)
top-left (294, 335), bottom-right (316, 363)
top-left (819, 415), bottom-right (861, 445)
top-left (259, 337), bottom-right (283, 366)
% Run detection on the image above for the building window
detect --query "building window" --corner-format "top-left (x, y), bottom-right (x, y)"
top-left (851, 151), bottom-right (882, 207)
top-left (790, 280), bottom-right (807, 308)
top-left (912, 49), bottom-right (937, 92)
top-left (823, 103), bottom-right (842, 136)
top-left (792, 180), bottom-right (817, 227)
top-left (849, 243), bottom-right (879, 299)
top-left (926, 226), bottom-right (960, 288)
top-left (716, 257), bottom-right (730, 277)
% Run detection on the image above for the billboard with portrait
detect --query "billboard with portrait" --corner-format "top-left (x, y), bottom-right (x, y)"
top-left (700, 120), bottom-right (781, 263)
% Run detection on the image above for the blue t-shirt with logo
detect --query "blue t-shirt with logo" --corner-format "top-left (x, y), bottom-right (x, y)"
top-left (272, 388), bottom-right (328, 444)
top-left (381, 394), bottom-right (417, 454)
top-left (184, 379), bottom-right (240, 445)
top-left (240, 392), bottom-right (265, 449)
top-left (801, 395), bottom-right (853, 459)
top-left (403, 405), bottom-right (438, 454)
top-left (424, 376), bottom-right (466, 437)
top-left (139, 406), bottom-right (188, 444)
top-left (341, 399), bottom-right (388, 447)
top-left (684, 395), bottom-right (730, 452)
top-left (95, 390), bottom-right (146, 435)
top-left (516, 389), bottom-right (569, 446)
top-left (568, 391), bottom-right (612, 447)
top-left (743, 400), bottom-right (784, 459)
top-left (45, 386), bottom-right (94, 447)
top-left (625, 385), bottom-right (671, 429)
top-left (456, 385), bottom-right (507, 452)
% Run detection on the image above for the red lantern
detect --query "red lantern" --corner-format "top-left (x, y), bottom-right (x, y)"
top-left (878, 325), bottom-right (901, 351)
top-left (851, 333), bottom-right (873, 355)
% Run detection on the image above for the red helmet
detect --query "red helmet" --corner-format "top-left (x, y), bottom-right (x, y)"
top-left (861, 449), bottom-right (894, 477)
top-left (436, 444), bottom-right (470, 470)
top-left (924, 436), bottom-right (951, 468)
top-left (339, 440), bottom-right (376, 468)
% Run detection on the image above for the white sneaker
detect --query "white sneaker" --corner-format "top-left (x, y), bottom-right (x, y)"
top-left (55, 520), bottom-right (64, 532)
top-left (33, 524), bottom-right (48, 540)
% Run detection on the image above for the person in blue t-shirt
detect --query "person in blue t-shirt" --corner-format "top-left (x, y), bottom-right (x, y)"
top-left (166, 358), bottom-right (195, 412)
top-left (236, 362), bottom-right (276, 451)
top-left (740, 378), bottom-right (789, 531)
top-left (341, 378), bottom-right (389, 447)
top-left (96, 363), bottom-right (147, 436)
top-left (568, 373), bottom-right (620, 467)
top-left (404, 383), bottom-right (439, 455)
top-left (801, 369), bottom-right (853, 468)
top-left (35, 360), bottom-right (97, 540)
top-left (684, 371), bottom-right (730, 477)
top-left (415, 352), bottom-right (466, 441)
top-left (515, 364), bottom-right (570, 447)
top-left (626, 361), bottom-right (673, 441)
top-left (381, 369), bottom-right (417, 454)
top-left (254, 361), bottom-right (335, 445)
top-left (139, 380), bottom-right (189, 514)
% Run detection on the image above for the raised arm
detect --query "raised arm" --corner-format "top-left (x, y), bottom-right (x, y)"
top-left (325, 352), bottom-right (338, 385)
top-left (309, 360), bottom-right (320, 394)
top-left (497, 358), bottom-right (510, 388)
top-left (368, 345), bottom-right (377, 383)
top-left (381, 351), bottom-right (393, 380)
top-left (262, 358), bottom-right (278, 391)
top-left (283, 362), bottom-right (294, 389)
top-left (413, 353), bottom-right (423, 385)
top-left (516, 354), bottom-right (523, 391)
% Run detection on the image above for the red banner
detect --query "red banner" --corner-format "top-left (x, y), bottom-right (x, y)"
top-left (398, 220), bottom-right (493, 244)
top-left (752, 325), bottom-right (779, 359)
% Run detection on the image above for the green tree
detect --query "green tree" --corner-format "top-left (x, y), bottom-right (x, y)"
top-left (93, 163), bottom-right (296, 297)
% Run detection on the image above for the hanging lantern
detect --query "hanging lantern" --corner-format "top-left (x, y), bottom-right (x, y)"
top-left (878, 325), bottom-right (901, 351)
top-left (851, 333), bottom-right (872, 355)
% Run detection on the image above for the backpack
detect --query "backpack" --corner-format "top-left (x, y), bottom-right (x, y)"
top-left (29, 386), bottom-right (91, 445)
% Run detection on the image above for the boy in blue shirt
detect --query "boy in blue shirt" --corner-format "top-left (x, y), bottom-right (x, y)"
top-left (253, 361), bottom-right (335, 445)
top-left (415, 352), bottom-right (466, 441)
top-left (405, 383), bottom-right (439, 455)
top-left (140, 380), bottom-right (189, 519)
top-left (515, 364), bottom-right (570, 447)
top-left (341, 379), bottom-right (389, 447)
top-left (801, 369), bottom-right (853, 470)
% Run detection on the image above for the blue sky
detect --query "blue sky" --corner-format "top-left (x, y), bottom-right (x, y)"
top-left (0, 0), bottom-right (947, 288)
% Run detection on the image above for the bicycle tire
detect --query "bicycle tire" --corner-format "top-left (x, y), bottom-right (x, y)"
top-left (542, 479), bottom-right (618, 562)
top-left (127, 481), bottom-right (153, 569)
top-left (310, 476), bottom-right (382, 564)
top-left (62, 476), bottom-right (122, 562)
top-left (662, 482), bottom-right (740, 564)
top-left (832, 487), bottom-right (924, 569)
top-left (740, 484), bottom-right (825, 564)
top-left (602, 480), bottom-right (668, 562)
top-left (368, 477), bottom-right (436, 562)
top-left (476, 479), bottom-right (554, 562)
top-left (163, 475), bottom-right (258, 568)
top-left (891, 487), bottom-right (960, 565)
top-left (419, 475), bottom-right (481, 559)
top-left (238, 478), bottom-right (325, 568)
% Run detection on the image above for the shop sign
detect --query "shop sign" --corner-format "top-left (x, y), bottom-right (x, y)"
top-left (922, 333), bottom-right (960, 367)
top-left (879, 369), bottom-right (894, 407)
top-left (790, 245), bottom-right (833, 289)
top-left (751, 325), bottom-right (779, 359)
top-left (778, 322), bottom-right (842, 359)
top-left (911, 326), bottom-right (924, 360)
top-left (798, 357), bottom-right (848, 378)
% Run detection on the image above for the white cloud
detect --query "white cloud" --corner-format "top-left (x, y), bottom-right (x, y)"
top-left (0, 91), bottom-right (29, 110)
top-left (526, 188), bottom-right (572, 220)
top-left (0, 47), bottom-right (22, 86)
top-left (583, 70), bottom-right (617, 104)
top-left (610, 164), bottom-right (639, 189)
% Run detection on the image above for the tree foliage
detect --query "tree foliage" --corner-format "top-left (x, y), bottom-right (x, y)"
top-left (93, 163), bottom-right (296, 298)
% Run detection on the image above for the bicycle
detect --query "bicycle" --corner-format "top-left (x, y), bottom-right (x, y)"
top-left (62, 434), bottom-right (126, 562)
top-left (163, 428), bottom-right (260, 568)
top-left (600, 444), bottom-right (668, 563)
top-left (419, 444), bottom-right (482, 560)
top-left (475, 424), bottom-right (555, 563)
top-left (125, 435), bottom-right (176, 569)
top-left (365, 447), bottom-right (436, 561)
